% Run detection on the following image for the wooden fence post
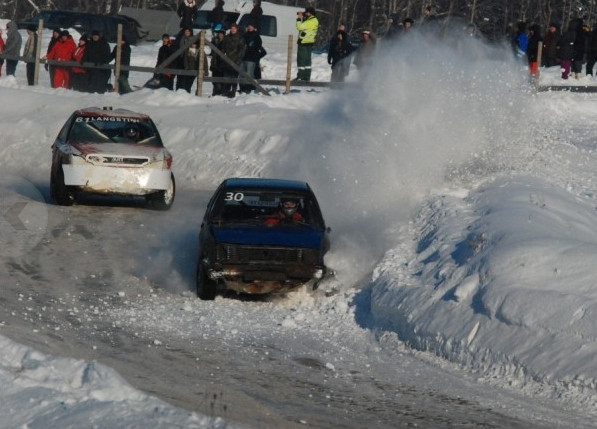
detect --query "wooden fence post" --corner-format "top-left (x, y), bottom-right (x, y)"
top-left (535, 41), bottom-right (543, 77)
top-left (196, 31), bottom-right (205, 97)
top-left (113, 24), bottom-right (123, 93)
top-left (285, 34), bottom-right (293, 94)
top-left (33, 20), bottom-right (44, 86)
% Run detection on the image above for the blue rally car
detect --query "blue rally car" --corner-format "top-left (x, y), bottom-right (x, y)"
top-left (196, 178), bottom-right (330, 300)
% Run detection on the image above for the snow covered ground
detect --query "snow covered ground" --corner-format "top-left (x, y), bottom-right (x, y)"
top-left (2, 21), bottom-right (597, 427)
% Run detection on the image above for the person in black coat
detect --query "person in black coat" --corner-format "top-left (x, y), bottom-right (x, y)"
top-left (328, 29), bottom-right (353, 83)
top-left (585, 26), bottom-right (597, 76)
top-left (81, 30), bottom-right (111, 93)
top-left (210, 0), bottom-right (225, 29)
top-left (220, 23), bottom-right (246, 98)
top-left (240, 21), bottom-right (262, 93)
top-left (558, 19), bottom-right (579, 79)
top-left (526, 24), bottom-right (543, 76)
top-left (573, 23), bottom-right (590, 77)
top-left (249, 0), bottom-right (263, 32)
top-left (154, 34), bottom-right (175, 90)
top-left (209, 28), bottom-right (226, 96)
top-left (542, 23), bottom-right (561, 68)
top-left (177, 0), bottom-right (198, 30)
top-left (110, 36), bottom-right (132, 94)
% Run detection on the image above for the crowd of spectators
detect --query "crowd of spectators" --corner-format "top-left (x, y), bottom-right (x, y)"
top-left (3, 3), bottom-right (594, 94)
top-left (0, 19), bottom-right (132, 93)
top-left (510, 17), bottom-right (597, 80)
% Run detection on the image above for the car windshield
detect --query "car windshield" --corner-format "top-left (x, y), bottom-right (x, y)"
top-left (68, 116), bottom-right (163, 146)
top-left (212, 189), bottom-right (324, 228)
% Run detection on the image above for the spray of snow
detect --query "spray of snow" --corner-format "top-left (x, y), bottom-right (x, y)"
top-left (267, 29), bottom-right (534, 287)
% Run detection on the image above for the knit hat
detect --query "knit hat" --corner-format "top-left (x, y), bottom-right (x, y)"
top-left (60, 30), bottom-right (70, 37)
top-left (91, 30), bottom-right (100, 36)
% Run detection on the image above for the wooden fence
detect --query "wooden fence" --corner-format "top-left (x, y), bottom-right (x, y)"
top-left (0, 21), bottom-right (333, 96)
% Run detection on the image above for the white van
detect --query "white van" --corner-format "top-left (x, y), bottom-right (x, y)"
top-left (196, 0), bottom-right (303, 52)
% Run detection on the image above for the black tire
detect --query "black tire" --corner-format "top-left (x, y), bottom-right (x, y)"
top-left (148, 173), bottom-right (175, 210)
top-left (196, 261), bottom-right (217, 300)
top-left (51, 165), bottom-right (75, 206)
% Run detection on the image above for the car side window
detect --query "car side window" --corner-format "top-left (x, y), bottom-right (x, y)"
top-left (238, 14), bottom-right (277, 37)
top-left (103, 18), bottom-right (116, 42)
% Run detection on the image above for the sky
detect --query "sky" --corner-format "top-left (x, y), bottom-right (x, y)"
top-left (2, 20), bottom-right (597, 428)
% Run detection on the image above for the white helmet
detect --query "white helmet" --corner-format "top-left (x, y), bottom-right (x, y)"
top-left (281, 198), bottom-right (298, 217)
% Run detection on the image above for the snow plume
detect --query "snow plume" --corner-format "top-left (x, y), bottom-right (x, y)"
top-left (267, 29), bottom-right (533, 287)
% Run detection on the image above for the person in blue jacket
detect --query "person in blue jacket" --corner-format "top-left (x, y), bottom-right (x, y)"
top-left (512, 22), bottom-right (529, 61)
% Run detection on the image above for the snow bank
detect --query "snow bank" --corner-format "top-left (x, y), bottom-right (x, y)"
top-left (370, 176), bottom-right (597, 405)
top-left (0, 335), bottom-right (234, 428)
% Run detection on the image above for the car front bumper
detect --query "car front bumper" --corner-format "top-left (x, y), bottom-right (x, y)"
top-left (207, 263), bottom-right (325, 295)
top-left (63, 164), bottom-right (171, 195)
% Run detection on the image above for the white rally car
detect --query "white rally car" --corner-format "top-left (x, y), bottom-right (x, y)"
top-left (50, 107), bottom-right (175, 210)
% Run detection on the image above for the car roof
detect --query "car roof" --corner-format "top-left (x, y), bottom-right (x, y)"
top-left (222, 178), bottom-right (311, 192)
top-left (33, 9), bottom-right (128, 19)
top-left (73, 107), bottom-right (152, 120)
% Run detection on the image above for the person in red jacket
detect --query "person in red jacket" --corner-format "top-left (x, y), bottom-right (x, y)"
top-left (264, 198), bottom-right (305, 226)
top-left (45, 30), bottom-right (76, 88)
top-left (71, 35), bottom-right (88, 92)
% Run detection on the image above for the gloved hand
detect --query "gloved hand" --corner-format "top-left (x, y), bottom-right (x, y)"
top-left (44, 63), bottom-right (49, 71)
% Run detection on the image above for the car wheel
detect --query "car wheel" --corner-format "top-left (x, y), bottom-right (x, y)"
top-left (148, 173), bottom-right (175, 210)
top-left (196, 260), bottom-right (217, 300)
top-left (52, 165), bottom-right (75, 206)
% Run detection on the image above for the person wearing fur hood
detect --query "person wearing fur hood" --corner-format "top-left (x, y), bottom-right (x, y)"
top-left (178, 0), bottom-right (198, 30)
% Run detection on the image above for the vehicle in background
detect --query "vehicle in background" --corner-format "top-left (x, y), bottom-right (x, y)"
top-left (196, 178), bottom-right (330, 300)
top-left (197, 0), bottom-right (303, 52)
top-left (119, 6), bottom-right (179, 41)
top-left (17, 10), bottom-right (141, 44)
top-left (50, 107), bottom-right (175, 210)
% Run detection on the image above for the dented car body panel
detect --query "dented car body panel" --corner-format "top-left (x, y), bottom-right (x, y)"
top-left (196, 178), bottom-right (330, 298)
top-left (62, 142), bottom-right (171, 194)
top-left (50, 107), bottom-right (175, 208)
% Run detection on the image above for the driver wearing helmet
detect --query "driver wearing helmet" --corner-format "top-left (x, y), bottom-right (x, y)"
top-left (123, 124), bottom-right (140, 141)
top-left (265, 198), bottom-right (304, 226)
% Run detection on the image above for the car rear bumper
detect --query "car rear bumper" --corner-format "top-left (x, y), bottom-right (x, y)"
top-left (63, 165), bottom-right (171, 195)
